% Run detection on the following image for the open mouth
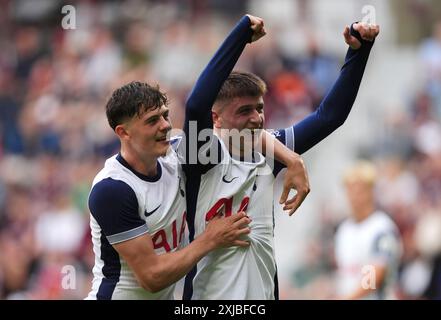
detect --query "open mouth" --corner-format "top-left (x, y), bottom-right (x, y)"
top-left (248, 124), bottom-right (263, 132)
top-left (156, 136), bottom-right (170, 144)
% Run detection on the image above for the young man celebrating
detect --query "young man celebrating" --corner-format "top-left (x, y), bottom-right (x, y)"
top-left (86, 82), bottom-right (253, 300)
top-left (183, 21), bottom-right (380, 299)
top-left (86, 14), bottom-right (305, 300)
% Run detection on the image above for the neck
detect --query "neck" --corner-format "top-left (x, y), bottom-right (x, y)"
top-left (120, 146), bottom-right (158, 177)
top-left (353, 204), bottom-right (374, 223)
top-left (228, 139), bottom-right (256, 161)
top-left (215, 127), bottom-right (256, 161)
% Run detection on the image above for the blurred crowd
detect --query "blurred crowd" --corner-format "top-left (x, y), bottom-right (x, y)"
top-left (284, 21), bottom-right (441, 300)
top-left (0, 0), bottom-right (440, 299)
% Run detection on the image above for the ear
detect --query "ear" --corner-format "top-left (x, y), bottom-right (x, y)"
top-left (115, 124), bottom-right (130, 141)
top-left (212, 110), bottom-right (222, 129)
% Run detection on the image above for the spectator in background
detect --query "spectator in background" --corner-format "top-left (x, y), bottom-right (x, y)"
top-left (334, 161), bottom-right (402, 299)
top-left (419, 20), bottom-right (441, 119)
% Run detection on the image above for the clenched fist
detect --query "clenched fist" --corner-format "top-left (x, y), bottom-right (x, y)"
top-left (246, 14), bottom-right (266, 43)
top-left (344, 22), bottom-right (380, 49)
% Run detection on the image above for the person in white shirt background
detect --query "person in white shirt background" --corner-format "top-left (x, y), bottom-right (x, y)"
top-left (334, 161), bottom-right (403, 299)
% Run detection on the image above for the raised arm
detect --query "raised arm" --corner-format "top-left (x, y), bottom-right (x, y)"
top-left (292, 22), bottom-right (379, 154)
top-left (182, 15), bottom-right (265, 170)
top-left (184, 15), bottom-right (264, 132)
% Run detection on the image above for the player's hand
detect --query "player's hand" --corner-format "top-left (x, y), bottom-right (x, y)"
top-left (246, 14), bottom-right (266, 42)
top-left (279, 154), bottom-right (310, 216)
top-left (205, 211), bottom-right (251, 248)
top-left (343, 22), bottom-right (380, 49)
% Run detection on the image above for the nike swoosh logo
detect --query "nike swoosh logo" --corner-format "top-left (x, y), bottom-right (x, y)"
top-left (144, 204), bottom-right (161, 217)
top-left (222, 175), bottom-right (238, 183)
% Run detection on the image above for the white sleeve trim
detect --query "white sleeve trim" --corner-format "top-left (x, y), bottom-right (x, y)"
top-left (107, 224), bottom-right (149, 245)
top-left (285, 127), bottom-right (295, 151)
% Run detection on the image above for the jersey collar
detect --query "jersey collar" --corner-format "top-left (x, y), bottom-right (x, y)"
top-left (116, 153), bottom-right (162, 182)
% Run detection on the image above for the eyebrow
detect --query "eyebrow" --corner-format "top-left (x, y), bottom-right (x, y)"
top-left (144, 108), bottom-right (169, 123)
top-left (237, 103), bottom-right (264, 112)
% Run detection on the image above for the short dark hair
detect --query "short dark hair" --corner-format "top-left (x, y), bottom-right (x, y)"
top-left (215, 71), bottom-right (267, 105)
top-left (105, 81), bottom-right (168, 130)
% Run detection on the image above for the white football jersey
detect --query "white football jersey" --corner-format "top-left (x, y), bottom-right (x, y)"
top-left (334, 210), bottom-right (402, 299)
top-left (86, 139), bottom-right (186, 300)
top-left (185, 137), bottom-right (278, 300)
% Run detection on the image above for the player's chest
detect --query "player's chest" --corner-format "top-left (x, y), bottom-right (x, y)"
top-left (138, 173), bottom-right (186, 232)
top-left (140, 182), bottom-right (186, 253)
top-left (198, 164), bottom-right (274, 220)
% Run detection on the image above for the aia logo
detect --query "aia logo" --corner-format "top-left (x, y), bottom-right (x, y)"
top-left (205, 196), bottom-right (249, 221)
top-left (152, 212), bottom-right (186, 252)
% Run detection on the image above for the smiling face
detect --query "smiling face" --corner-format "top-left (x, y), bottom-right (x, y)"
top-left (213, 95), bottom-right (265, 155)
top-left (106, 81), bottom-right (171, 172)
top-left (213, 96), bottom-right (265, 131)
top-left (212, 72), bottom-right (267, 155)
top-left (120, 104), bottom-right (172, 159)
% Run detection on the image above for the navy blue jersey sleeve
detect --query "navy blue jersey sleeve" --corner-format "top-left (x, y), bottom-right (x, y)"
top-left (88, 178), bottom-right (148, 245)
top-left (276, 24), bottom-right (375, 157)
top-left (182, 15), bottom-right (252, 174)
